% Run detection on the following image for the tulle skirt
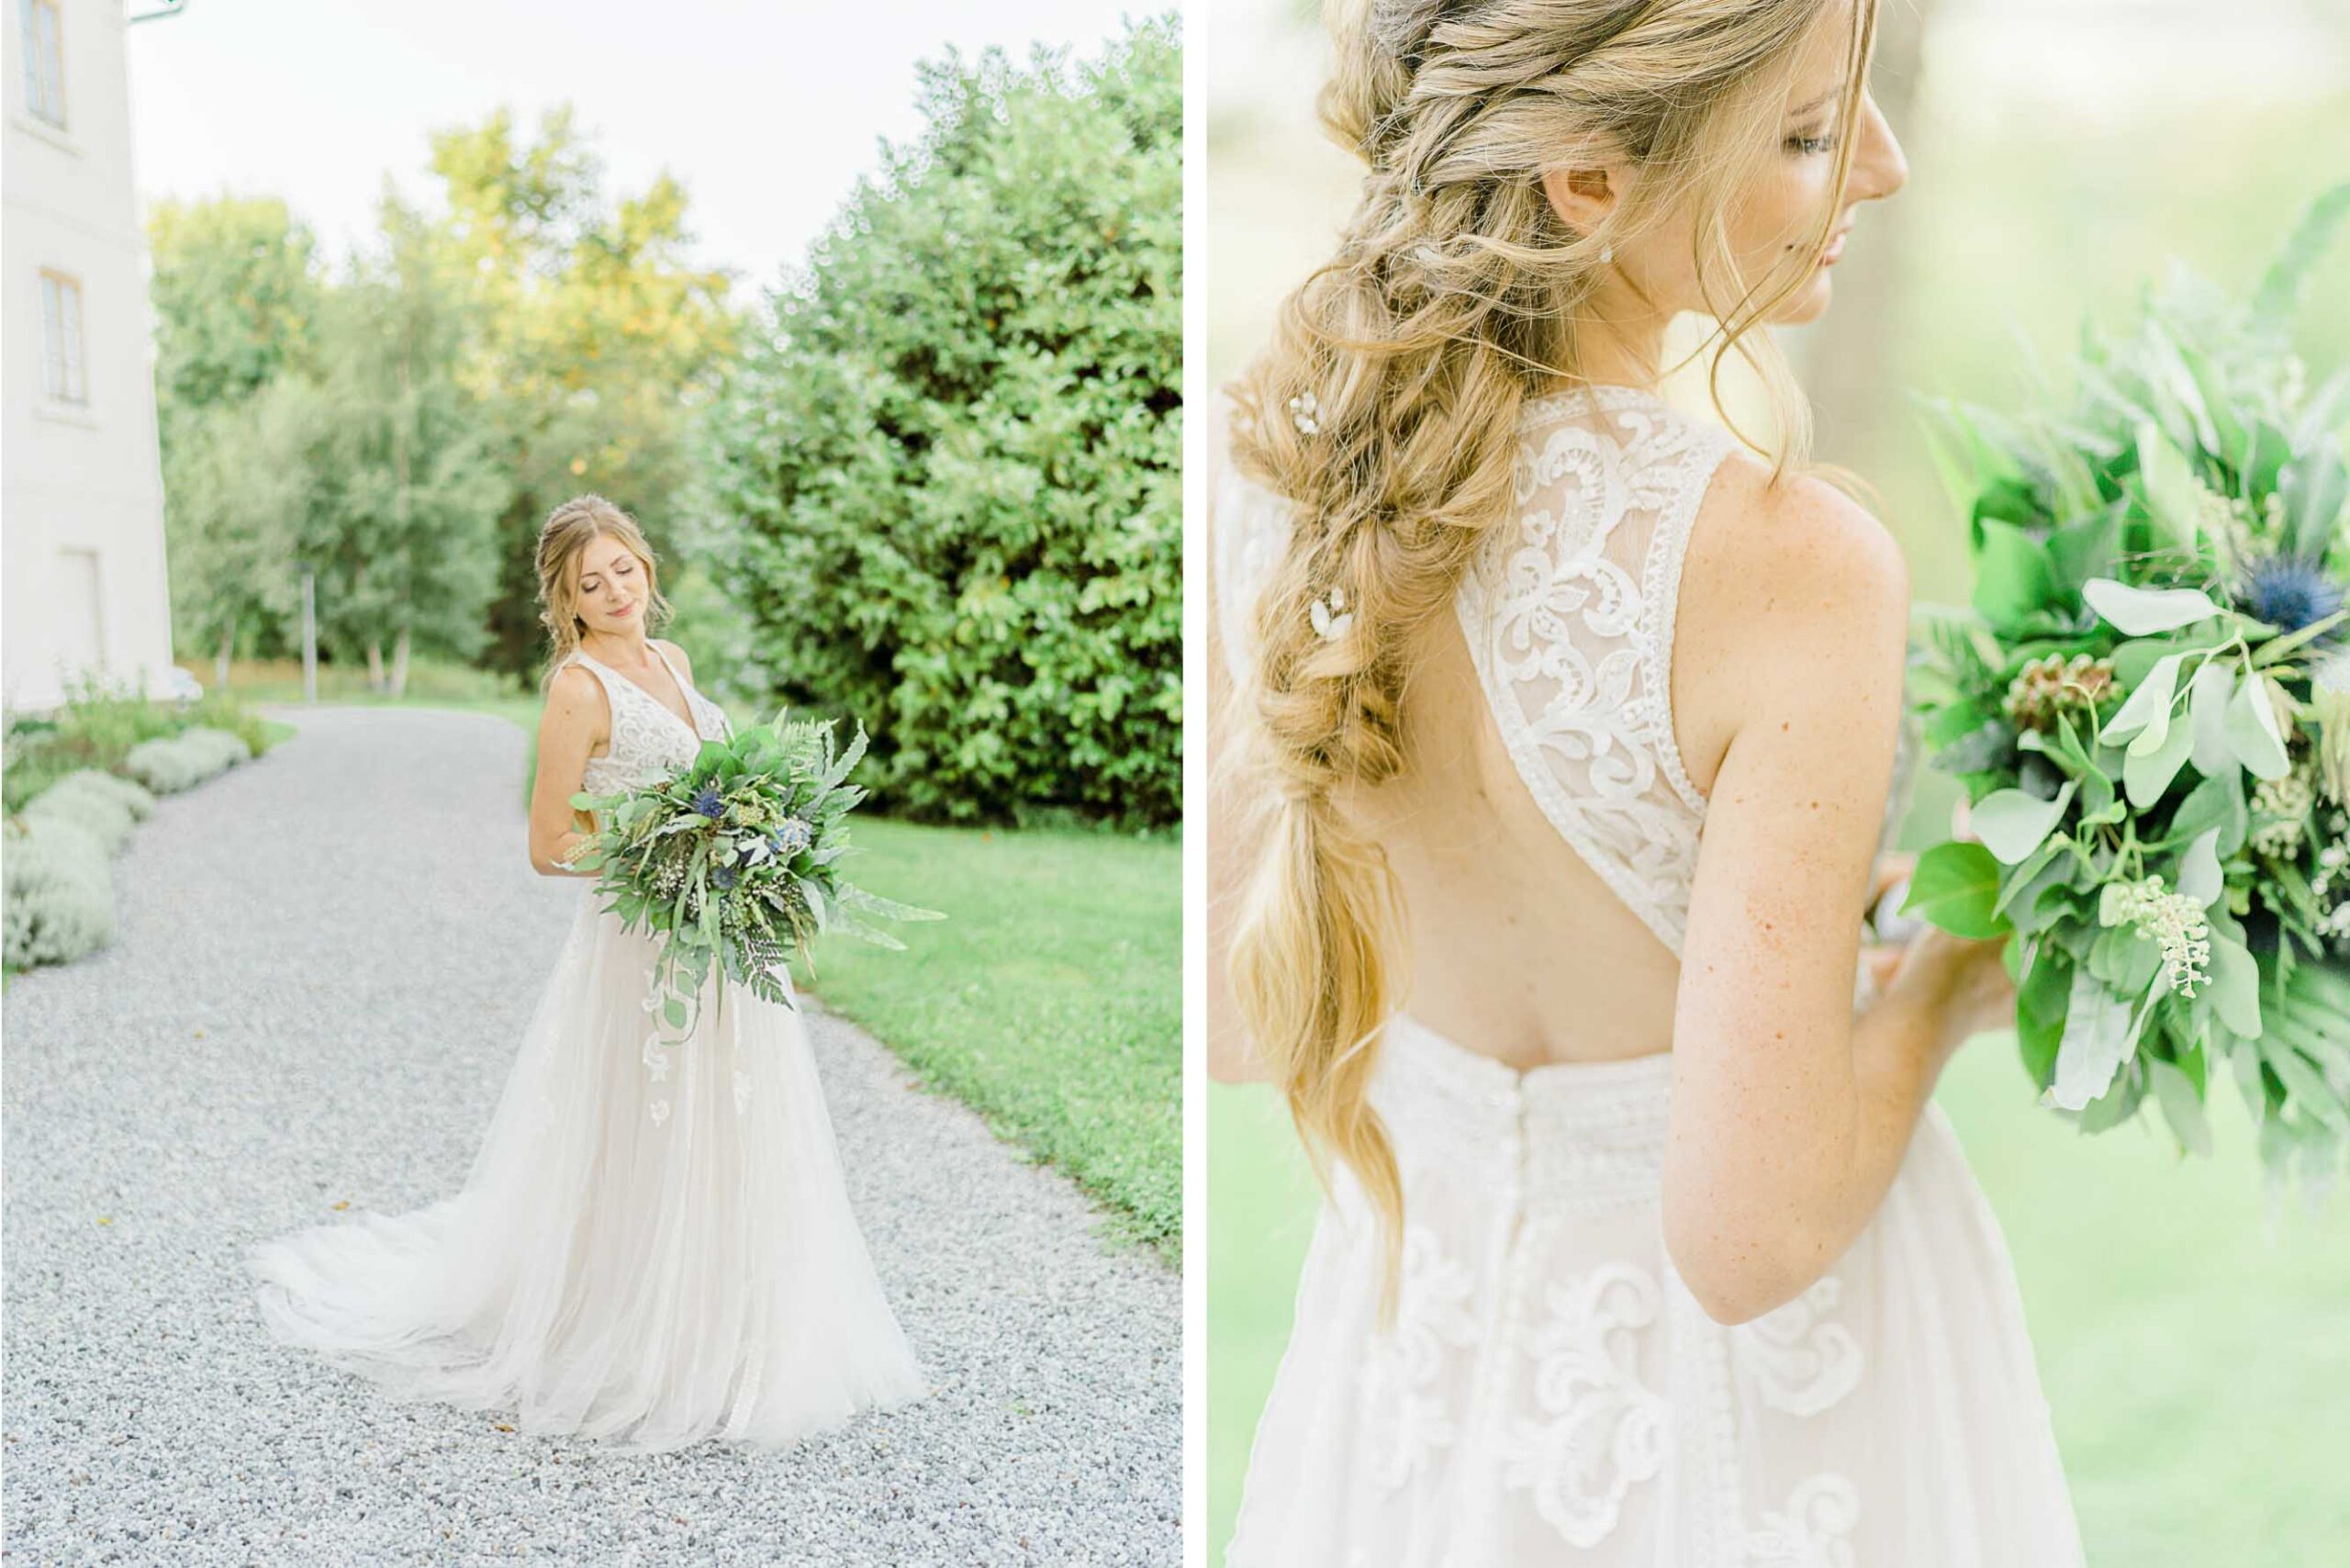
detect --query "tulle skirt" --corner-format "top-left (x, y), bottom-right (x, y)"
top-left (1224, 1014), bottom-right (2085, 1567)
top-left (246, 881), bottom-right (929, 1454)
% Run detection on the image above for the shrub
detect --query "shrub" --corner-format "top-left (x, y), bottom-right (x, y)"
top-left (693, 17), bottom-right (1181, 827)
top-left (121, 729), bottom-right (244, 794)
top-left (3, 817), bottom-right (115, 969)
top-left (19, 770), bottom-right (151, 855)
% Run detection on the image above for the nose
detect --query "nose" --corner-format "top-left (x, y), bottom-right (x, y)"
top-left (1849, 89), bottom-right (1908, 204)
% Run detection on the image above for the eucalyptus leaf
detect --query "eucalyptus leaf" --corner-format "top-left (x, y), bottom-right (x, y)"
top-left (2186, 659), bottom-right (2236, 778)
top-left (2203, 930), bottom-right (2263, 1039)
top-left (2099, 653), bottom-right (2183, 745)
top-left (2122, 717), bottom-right (2194, 809)
top-left (2176, 827), bottom-right (2224, 908)
top-left (2147, 1057), bottom-right (2213, 1158)
top-left (2082, 577), bottom-right (2222, 636)
top-left (2224, 669), bottom-right (2290, 780)
top-left (2047, 968), bottom-right (2153, 1112)
top-left (1973, 780), bottom-right (2079, 865)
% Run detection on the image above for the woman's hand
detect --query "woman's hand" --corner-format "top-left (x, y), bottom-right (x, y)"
top-left (1878, 924), bottom-right (2019, 1067)
top-left (1858, 849), bottom-right (1919, 992)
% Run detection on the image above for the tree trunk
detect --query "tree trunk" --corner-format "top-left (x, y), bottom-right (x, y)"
top-left (390, 626), bottom-right (412, 700)
top-left (216, 618), bottom-right (235, 691)
top-left (368, 639), bottom-right (386, 694)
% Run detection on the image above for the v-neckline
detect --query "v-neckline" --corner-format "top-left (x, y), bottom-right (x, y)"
top-left (577, 644), bottom-right (700, 745)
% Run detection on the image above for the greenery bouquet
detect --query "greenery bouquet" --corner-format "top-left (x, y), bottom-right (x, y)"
top-left (565, 710), bottom-right (944, 1044)
top-left (1901, 183), bottom-right (2350, 1183)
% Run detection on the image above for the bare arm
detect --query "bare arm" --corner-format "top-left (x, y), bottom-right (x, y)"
top-left (528, 665), bottom-right (607, 879)
top-left (1662, 474), bottom-right (1998, 1325)
top-left (1203, 397), bottom-right (1273, 1085)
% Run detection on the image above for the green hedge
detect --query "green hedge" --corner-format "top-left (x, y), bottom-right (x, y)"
top-left (693, 17), bottom-right (1181, 826)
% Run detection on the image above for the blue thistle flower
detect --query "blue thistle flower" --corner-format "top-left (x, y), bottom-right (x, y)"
top-left (2242, 556), bottom-right (2346, 643)
top-left (691, 783), bottom-right (725, 819)
top-left (770, 817), bottom-right (812, 857)
top-left (711, 862), bottom-right (739, 890)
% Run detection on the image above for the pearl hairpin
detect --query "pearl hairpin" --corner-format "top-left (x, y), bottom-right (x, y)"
top-left (1287, 389), bottom-right (1322, 436)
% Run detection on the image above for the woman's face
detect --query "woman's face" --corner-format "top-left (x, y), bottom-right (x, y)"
top-left (1725, 3), bottom-right (1910, 327)
top-left (572, 533), bottom-right (648, 638)
top-left (1557, 0), bottom-right (1909, 331)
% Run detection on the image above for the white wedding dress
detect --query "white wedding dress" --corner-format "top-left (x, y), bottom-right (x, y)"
top-left (246, 642), bottom-right (928, 1453)
top-left (1214, 385), bottom-right (2085, 1565)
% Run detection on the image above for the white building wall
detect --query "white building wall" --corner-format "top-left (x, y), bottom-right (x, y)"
top-left (3, 0), bottom-right (173, 714)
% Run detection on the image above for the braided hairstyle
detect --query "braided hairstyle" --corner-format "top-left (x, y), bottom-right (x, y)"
top-left (1221, 0), bottom-right (1878, 1328)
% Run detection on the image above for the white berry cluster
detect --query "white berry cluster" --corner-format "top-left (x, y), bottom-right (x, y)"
top-left (2105, 873), bottom-right (2213, 998)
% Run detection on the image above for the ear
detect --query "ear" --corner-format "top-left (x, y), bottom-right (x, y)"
top-left (1539, 163), bottom-right (1617, 237)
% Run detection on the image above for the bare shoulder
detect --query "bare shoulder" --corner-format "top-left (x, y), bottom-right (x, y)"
top-left (654, 637), bottom-right (697, 681)
top-left (541, 661), bottom-right (607, 742)
top-left (1688, 449), bottom-right (1908, 619)
top-left (1674, 449), bottom-right (1909, 783)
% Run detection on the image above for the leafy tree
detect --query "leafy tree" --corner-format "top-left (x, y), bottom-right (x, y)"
top-left (301, 193), bottom-right (509, 694)
top-left (696, 17), bottom-right (1181, 825)
top-left (146, 196), bottom-right (327, 675)
top-left (419, 106), bottom-right (740, 680)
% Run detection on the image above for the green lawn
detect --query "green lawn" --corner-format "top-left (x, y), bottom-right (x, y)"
top-left (803, 817), bottom-right (1181, 1261)
top-left (1207, 1014), bottom-right (2350, 1566)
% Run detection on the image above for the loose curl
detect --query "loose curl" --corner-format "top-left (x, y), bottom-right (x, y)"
top-left (532, 494), bottom-right (677, 693)
top-left (1222, 0), bottom-right (1878, 1329)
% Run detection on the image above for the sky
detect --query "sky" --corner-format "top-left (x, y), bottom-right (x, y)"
top-left (125, 0), bottom-right (1166, 304)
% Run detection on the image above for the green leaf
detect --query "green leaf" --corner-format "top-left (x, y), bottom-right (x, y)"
top-left (1972, 780), bottom-right (2079, 865)
top-left (2016, 950), bottom-right (2073, 1085)
top-left (2132, 423), bottom-right (2207, 552)
top-left (1972, 520), bottom-right (2060, 627)
top-left (2186, 659), bottom-right (2236, 778)
top-left (2147, 1056), bottom-right (2213, 1157)
top-left (2048, 968), bottom-right (2153, 1111)
top-left (2123, 716), bottom-right (2196, 809)
top-left (2252, 180), bottom-right (2350, 330)
top-left (2099, 652), bottom-right (2184, 746)
top-left (2176, 828), bottom-right (2224, 908)
top-left (2224, 669), bottom-right (2290, 780)
top-left (1901, 841), bottom-right (2010, 939)
top-left (2202, 930), bottom-right (2263, 1039)
top-left (2082, 577), bottom-right (2222, 636)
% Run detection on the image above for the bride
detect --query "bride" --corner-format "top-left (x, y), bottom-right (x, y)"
top-left (1207, 0), bottom-right (2086, 1562)
top-left (246, 493), bottom-right (928, 1453)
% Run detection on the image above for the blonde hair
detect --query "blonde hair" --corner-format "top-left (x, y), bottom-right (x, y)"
top-left (532, 494), bottom-right (677, 692)
top-left (1222, 0), bottom-right (1879, 1328)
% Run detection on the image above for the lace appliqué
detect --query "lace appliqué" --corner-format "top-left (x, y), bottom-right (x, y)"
top-left (1455, 390), bottom-right (1735, 957)
top-left (1737, 1276), bottom-right (1864, 1417)
top-left (1360, 1224), bottom-right (1482, 1491)
top-left (1497, 1260), bottom-right (1669, 1548)
top-left (1743, 1473), bottom-right (1861, 1568)
top-left (570, 644), bottom-right (725, 800)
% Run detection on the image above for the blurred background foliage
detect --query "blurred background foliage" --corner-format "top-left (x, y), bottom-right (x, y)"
top-left (1207, 0), bottom-right (2350, 1562)
top-left (144, 16), bottom-right (1179, 830)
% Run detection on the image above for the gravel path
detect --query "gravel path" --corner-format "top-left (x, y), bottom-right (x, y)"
top-left (2, 704), bottom-right (1180, 1566)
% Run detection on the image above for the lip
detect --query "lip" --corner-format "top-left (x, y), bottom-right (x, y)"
top-left (611, 601), bottom-right (637, 616)
top-left (1819, 226), bottom-right (1852, 266)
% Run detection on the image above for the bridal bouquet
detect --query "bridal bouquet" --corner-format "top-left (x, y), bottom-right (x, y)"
top-left (565, 709), bottom-right (944, 1043)
top-left (1901, 183), bottom-right (2350, 1184)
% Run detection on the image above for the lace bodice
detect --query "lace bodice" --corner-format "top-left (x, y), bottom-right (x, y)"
top-left (566, 643), bottom-right (733, 805)
top-left (1216, 383), bottom-right (1741, 956)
